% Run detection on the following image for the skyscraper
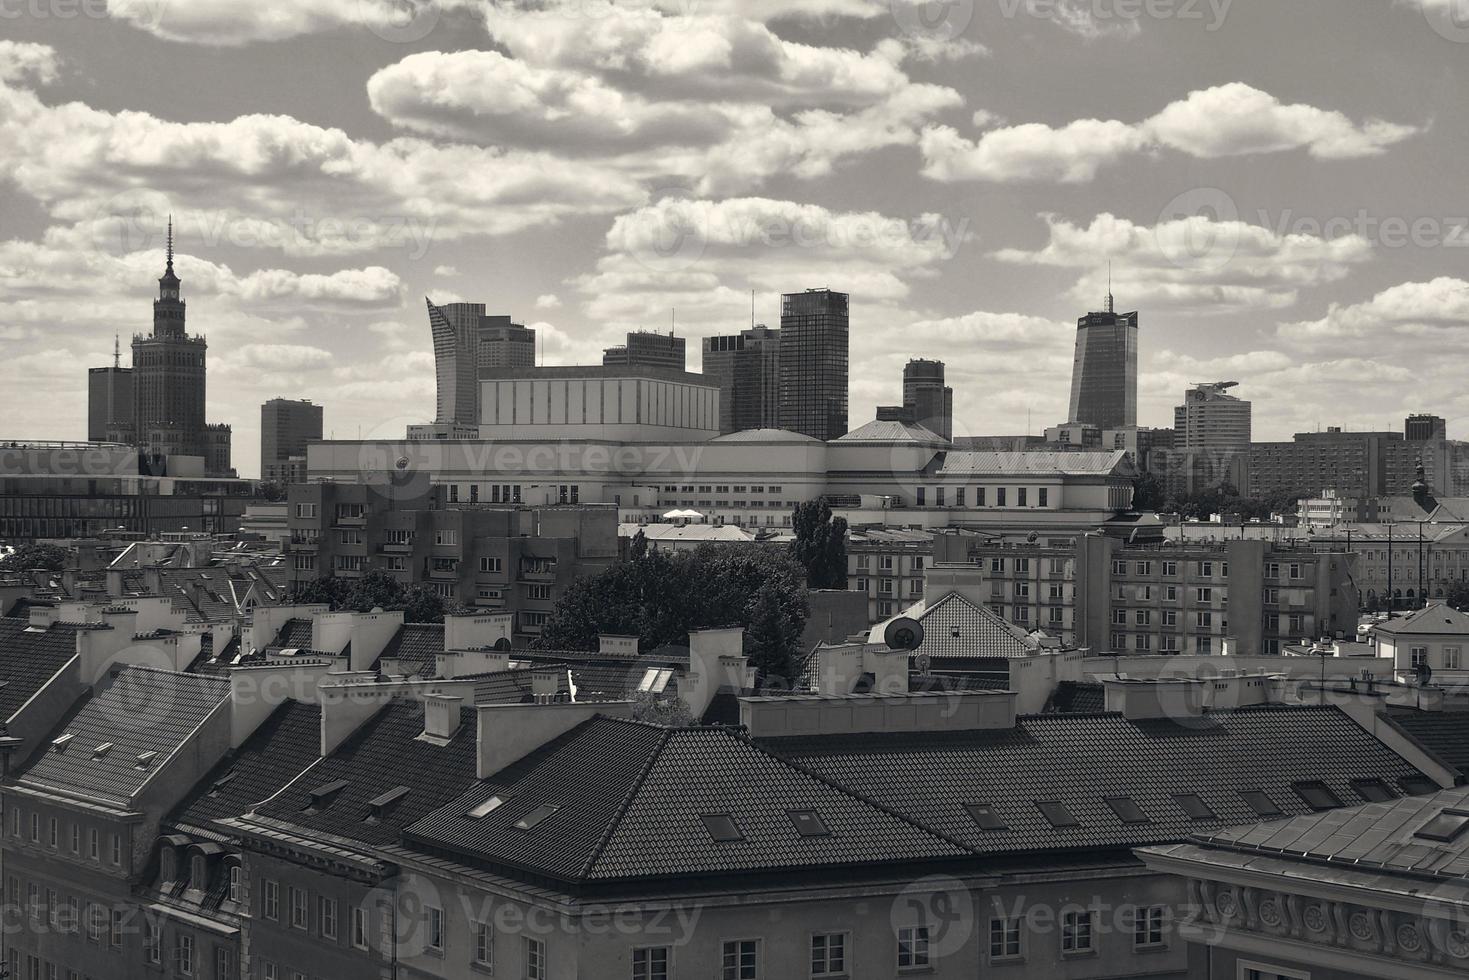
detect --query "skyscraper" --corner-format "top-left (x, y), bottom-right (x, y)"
top-left (1068, 290), bottom-right (1138, 429)
top-left (1175, 382), bottom-right (1252, 452)
top-left (427, 299), bottom-right (486, 427)
top-left (478, 315), bottom-right (536, 371)
top-left (87, 337), bottom-right (132, 442)
top-left (778, 288), bottom-right (849, 441)
top-left (130, 220), bottom-right (209, 459)
top-left (1406, 414), bottom-right (1448, 442)
top-left (261, 398), bottom-right (325, 482)
top-left (602, 331), bottom-right (686, 371)
top-left (702, 324), bottom-right (781, 433)
top-left (902, 359), bottom-right (954, 441)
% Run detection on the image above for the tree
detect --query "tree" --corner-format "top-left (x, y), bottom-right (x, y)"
top-left (287, 577), bottom-right (350, 608)
top-left (257, 480), bottom-right (287, 502)
top-left (401, 584), bottom-right (448, 624)
top-left (1446, 582), bottom-right (1469, 611)
top-left (743, 580), bottom-right (804, 688)
top-left (1132, 472), bottom-right (1165, 511)
top-left (343, 570), bottom-right (407, 612)
top-left (791, 499), bottom-right (848, 589)
top-left (630, 690), bottom-right (694, 727)
top-left (629, 529), bottom-right (649, 562)
top-left (0, 543), bottom-right (70, 575)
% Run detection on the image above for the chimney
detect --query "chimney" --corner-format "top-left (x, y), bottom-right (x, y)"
top-left (422, 694), bottom-right (464, 742)
top-left (318, 682), bottom-right (394, 756)
top-left (1102, 677), bottom-right (1205, 721)
top-left (348, 609), bottom-right (405, 672)
top-left (683, 628), bottom-right (749, 720)
top-left (435, 649), bottom-right (510, 680)
top-left (598, 634), bottom-right (640, 658)
top-left (28, 604), bottom-right (58, 629)
top-left (445, 613), bottom-right (514, 651)
top-left (529, 668), bottom-right (562, 701)
top-left (228, 659), bottom-right (337, 747)
top-left (476, 701), bottom-right (634, 780)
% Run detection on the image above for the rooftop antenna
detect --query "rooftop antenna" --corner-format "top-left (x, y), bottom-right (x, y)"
top-left (1106, 261), bottom-right (1114, 314)
top-left (166, 215), bottom-right (174, 270)
top-left (751, 289), bottom-right (755, 330)
top-left (112, 334), bottom-right (120, 369)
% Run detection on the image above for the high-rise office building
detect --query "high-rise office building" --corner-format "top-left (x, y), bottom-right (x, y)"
top-left (1174, 382), bottom-right (1251, 451)
top-left (702, 324), bottom-right (781, 433)
top-left (602, 331), bottom-right (686, 371)
top-left (1068, 291), bottom-right (1138, 429)
top-left (478, 315), bottom-right (536, 371)
top-left (261, 398), bottom-right (324, 482)
top-left (87, 339), bottom-right (132, 442)
top-left (1406, 414), bottom-right (1448, 442)
top-left (129, 222), bottom-right (209, 459)
top-left (427, 299), bottom-right (484, 427)
top-left (902, 359), bottom-right (954, 441)
top-left (778, 288), bottom-right (849, 441)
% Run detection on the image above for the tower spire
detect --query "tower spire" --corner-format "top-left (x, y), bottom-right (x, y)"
top-left (113, 333), bottom-right (120, 368)
top-left (166, 215), bottom-right (174, 272)
top-left (1106, 261), bottom-right (1114, 314)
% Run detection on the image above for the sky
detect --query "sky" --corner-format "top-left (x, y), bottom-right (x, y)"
top-left (1, 0), bottom-right (1466, 478)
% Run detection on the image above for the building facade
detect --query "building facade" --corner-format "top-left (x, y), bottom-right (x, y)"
top-left (701, 324), bottom-right (781, 434)
top-left (261, 398), bottom-right (324, 483)
top-left (426, 299), bottom-right (483, 427)
top-left (479, 365), bottom-right (721, 441)
top-left (903, 358), bottom-right (955, 441)
top-left (86, 362), bottom-right (132, 443)
top-left (1068, 293), bottom-right (1138, 429)
top-left (602, 330), bottom-right (686, 371)
top-left (477, 314), bottom-right (535, 371)
top-left (1175, 382), bottom-right (1251, 452)
top-left (778, 288), bottom-right (849, 441)
top-left (933, 532), bottom-right (1358, 654)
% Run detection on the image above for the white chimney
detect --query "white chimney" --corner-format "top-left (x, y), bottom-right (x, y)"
top-left (598, 635), bottom-right (640, 657)
top-left (476, 701), bottom-right (634, 780)
top-left (445, 613), bottom-right (514, 651)
top-left (422, 694), bottom-right (464, 742)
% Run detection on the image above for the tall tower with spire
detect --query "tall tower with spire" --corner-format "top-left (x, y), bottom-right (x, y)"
top-left (130, 216), bottom-right (210, 460)
top-left (1067, 274), bottom-right (1138, 429)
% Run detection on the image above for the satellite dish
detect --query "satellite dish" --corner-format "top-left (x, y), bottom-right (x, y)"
top-left (1027, 531), bottom-right (1039, 544)
top-left (493, 637), bottom-right (512, 651)
top-left (914, 652), bottom-right (932, 675)
top-left (1415, 662), bottom-right (1433, 687)
top-left (884, 617), bottom-right (925, 651)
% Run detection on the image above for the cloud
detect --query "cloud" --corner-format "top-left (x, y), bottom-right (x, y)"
top-left (921, 83), bottom-right (1419, 183)
top-left (0, 47), bottom-right (646, 257)
top-left (535, 294), bottom-right (562, 309)
top-left (105, 0), bottom-right (460, 46)
top-left (1278, 278), bottom-right (1469, 349)
top-left (433, 265), bottom-right (459, 277)
top-left (0, 40), bottom-right (58, 84)
top-left (994, 212), bottom-right (1373, 313)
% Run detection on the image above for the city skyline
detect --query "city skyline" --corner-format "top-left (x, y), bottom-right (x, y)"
top-left (2, 3), bottom-right (1467, 476)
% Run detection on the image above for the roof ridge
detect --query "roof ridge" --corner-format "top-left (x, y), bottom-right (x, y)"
top-left (731, 727), bottom-right (974, 853)
top-left (575, 721), bottom-right (674, 880)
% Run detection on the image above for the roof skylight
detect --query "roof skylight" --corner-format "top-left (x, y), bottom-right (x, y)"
top-left (963, 803), bottom-right (1007, 832)
top-left (787, 810), bottom-right (830, 837)
top-left (467, 794), bottom-right (510, 819)
top-left (513, 804), bottom-right (560, 831)
top-left (1037, 801), bottom-right (1080, 828)
top-left (700, 814), bottom-right (744, 842)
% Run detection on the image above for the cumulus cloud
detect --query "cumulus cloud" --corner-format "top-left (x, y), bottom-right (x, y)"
top-left (1278, 278), bottom-right (1469, 349)
top-left (535, 294), bottom-right (562, 309)
top-left (921, 83), bottom-right (1419, 182)
top-left (994, 212), bottom-right (1374, 313)
top-left (0, 46), bottom-right (646, 257)
top-left (105, 0), bottom-right (463, 46)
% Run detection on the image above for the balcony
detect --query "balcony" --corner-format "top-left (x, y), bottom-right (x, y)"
top-left (381, 540), bottom-right (413, 553)
top-left (289, 538), bottom-right (319, 552)
top-left (520, 564), bottom-right (557, 581)
top-left (333, 514), bottom-right (367, 528)
top-left (429, 564), bottom-right (460, 580)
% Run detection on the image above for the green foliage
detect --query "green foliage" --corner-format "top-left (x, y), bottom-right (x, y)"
top-left (286, 576), bottom-right (350, 608)
top-left (630, 690), bottom-right (694, 727)
top-left (1131, 472), bottom-right (1165, 511)
top-left (1158, 484), bottom-right (1310, 523)
top-left (535, 544), bottom-right (810, 687)
top-left (286, 572), bottom-right (447, 624)
top-left (0, 543), bottom-right (70, 575)
top-left (629, 529), bottom-right (648, 562)
top-left (401, 584), bottom-right (448, 624)
top-left (791, 499), bottom-right (848, 589)
top-left (1446, 582), bottom-right (1469, 611)
top-left (256, 480), bottom-right (287, 502)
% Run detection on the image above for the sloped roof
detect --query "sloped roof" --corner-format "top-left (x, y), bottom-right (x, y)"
top-left (1386, 708), bottom-right (1469, 778)
top-left (936, 450), bottom-right (1132, 478)
top-left (20, 667), bottom-right (231, 808)
top-left (833, 419), bottom-right (949, 446)
top-left (761, 705), bottom-right (1434, 857)
top-left (269, 617), bottom-right (316, 650)
top-left (1185, 785), bottom-right (1469, 878)
top-left (253, 699), bottom-right (478, 846)
top-left (1373, 603), bottom-right (1469, 637)
top-left (170, 699), bottom-right (322, 836)
top-left (1047, 681), bottom-right (1106, 714)
top-left (404, 717), bottom-right (967, 885)
top-left (869, 591), bottom-right (1038, 659)
top-left (375, 623), bottom-right (446, 677)
top-left (709, 429), bottom-right (823, 444)
top-left (0, 617), bottom-right (81, 721)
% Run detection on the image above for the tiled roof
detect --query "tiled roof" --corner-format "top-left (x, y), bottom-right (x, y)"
top-left (1386, 708), bottom-right (1469, 778)
top-left (20, 667), bottom-right (230, 808)
top-left (936, 450), bottom-right (1132, 477)
top-left (253, 699), bottom-right (478, 846)
top-left (270, 617), bottom-right (316, 650)
top-left (404, 717), bottom-right (967, 885)
top-left (1372, 603), bottom-right (1469, 637)
top-left (376, 623), bottom-right (446, 677)
top-left (871, 591), bottom-right (1037, 659)
top-left (1187, 785), bottom-right (1469, 878)
top-left (1048, 681), bottom-right (1106, 714)
top-left (468, 667), bottom-right (571, 704)
top-left (761, 706), bottom-right (1435, 857)
top-left (0, 617), bottom-right (80, 721)
top-left (170, 700), bottom-right (322, 835)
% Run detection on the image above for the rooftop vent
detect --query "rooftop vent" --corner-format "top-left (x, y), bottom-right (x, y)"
top-left (49, 733), bottom-right (74, 753)
top-left (134, 750), bottom-right (158, 770)
top-left (364, 786), bottom-right (410, 824)
top-left (91, 742), bottom-right (114, 760)
top-left (208, 771), bottom-right (237, 797)
top-left (304, 779), bottom-right (349, 813)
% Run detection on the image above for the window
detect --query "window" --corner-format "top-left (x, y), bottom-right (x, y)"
top-left (1106, 797), bottom-right (1151, 824)
top-left (435, 529), bottom-right (458, 547)
top-left (1039, 488), bottom-right (1048, 507)
top-left (990, 918), bottom-right (1022, 960)
top-left (1174, 793), bottom-right (1216, 820)
top-left (262, 879), bottom-right (279, 921)
top-left (1351, 778), bottom-right (1397, 803)
top-left (1197, 587), bottom-right (1212, 602)
top-left (1199, 561), bottom-right (1214, 577)
top-left (289, 886), bottom-right (307, 929)
top-left (319, 896), bottom-right (338, 940)
top-left (144, 921), bottom-right (161, 964)
top-left (964, 803), bottom-right (1007, 832)
top-left (474, 922), bottom-right (494, 969)
top-left (215, 947), bottom-right (234, 977)
top-left (996, 488), bottom-right (1007, 507)
top-left (897, 927), bottom-right (929, 970)
top-left (1239, 962), bottom-right (1312, 980)
top-left (722, 940), bottom-right (757, 980)
top-left (1417, 808), bottom-right (1469, 842)
top-left (1037, 801), bottom-right (1079, 828)
top-left (175, 934), bottom-right (194, 976)
top-left (1163, 560), bottom-right (1177, 576)
top-left (294, 503), bottom-right (317, 519)
top-left (526, 937), bottom-right (546, 979)
top-left (1240, 790), bottom-right (1283, 817)
top-left (810, 934), bottom-right (845, 977)
top-left (1061, 910), bottom-right (1094, 954)
top-left (1412, 647), bottom-right (1430, 668)
top-left (227, 864), bottom-right (241, 904)
top-left (701, 814), bottom-right (744, 842)
top-left (1293, 781), bottom-right (1344, 811)
top-left (111, 833), bottom-right (121, 865)
top-left (1133, 905), bottom-right (1166, 948)
top-left (788, 810), bottom-right (829, 837)
top-left (29, 812), bottom-right (37, 842)
top-left (427, 905), bottom-right (444, 952)
top-left (1112, 559), bottom-right (1127, 575)
top-left (111, 908), bottom-right (124, 947)
top-left (48, 817), bottom-right (57, 848)
top-left (1017, 488), bottom-right (1028, 507)
top-left (352, 905), bottom-right (368, 950)
top-left (1448, 647), bottom-right (1463, 670)
top-left (479, 557), bottom-right (502, 573)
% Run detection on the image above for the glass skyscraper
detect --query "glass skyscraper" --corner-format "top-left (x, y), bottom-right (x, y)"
top-left (778, 289), bottom-right (849, 441)
top-left (1067, 293), bottom-right (1138, 429)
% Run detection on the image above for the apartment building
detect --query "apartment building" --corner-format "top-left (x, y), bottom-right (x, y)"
top-left (933, 532), bottom-right (1358, 655)
top-left (847, 527), bottom-right (934, 623)
top-left (284, 483), bottom-right (618, 641)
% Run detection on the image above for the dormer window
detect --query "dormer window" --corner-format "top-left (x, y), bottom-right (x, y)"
top-left (161, 846), bottom-right (178, 883)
